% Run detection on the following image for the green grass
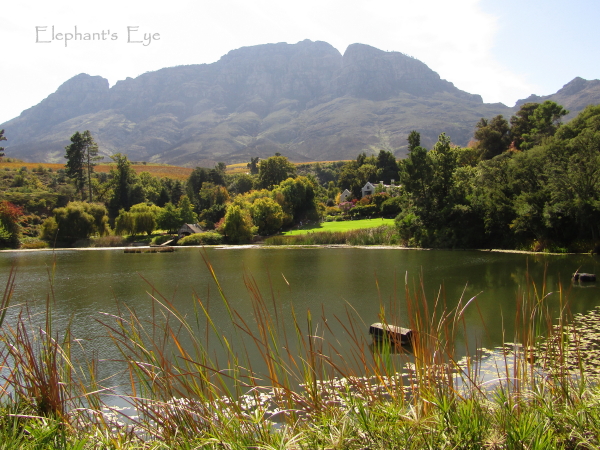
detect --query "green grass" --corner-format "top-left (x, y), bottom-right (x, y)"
top-left (283, 218), bottom-right (395, 236)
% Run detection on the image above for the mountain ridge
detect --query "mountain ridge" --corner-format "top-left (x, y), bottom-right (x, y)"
top-left (2, 40), bottom-right (599, 166)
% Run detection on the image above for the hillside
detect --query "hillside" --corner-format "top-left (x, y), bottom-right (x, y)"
top-left (1, 40), bottom-right (598, 166)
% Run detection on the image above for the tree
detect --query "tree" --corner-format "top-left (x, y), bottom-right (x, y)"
top-left (473, 115), bottom-right (510, 159)
top-left (229, 173), bottom-right (255, 195)
top-left (186, 167), bottom-right (210, 206)
top-left (135, 212), bottom-right (157, 235)
top-left (127, 203), bottom-right (162, 235)
top-left (220, 203), bottom-right (255, 243)
top-left (430, 133), bottom-right (457, 204)
top-left (0, 129), bottom-right (6, 158)
top-left (64, 131), bottom-right (102, 201)
top-left (510, 101), bottom-right (568, 150)
top-left (400, 132), bottom-right (432, 207)
top-left (114, 210), bottom-right (136, 236)
top-left (198, 182), bottom-right (230, 211)
top-left (247, 157), bottom-right (260, 175)
top-left (107, 153), bottom-right (137, 217)
top-left (509, 103), bottom-right (539, 150)
top-left (157, 202), bottom-right (181, 233)
top-left (65, 132), bottom-right (86, 199)
top-left (407, 130), bottom-right (421, 152)
top-left (0, 201), bottom-right (22, 248)
top-left (250, 197), bottom-right (284, 235)
top-left (138, 172), bottom-right (163, 205)
top-left (272, 176), bottom-right (317, 223)
top-left (258, 155), bottom-right (296, 189)
top-left (376, 149), bottom-right (399, 184)
top-left (41, 202), bottom-right (109, 244)
top-left (178, 195), bottom-right (198, 224)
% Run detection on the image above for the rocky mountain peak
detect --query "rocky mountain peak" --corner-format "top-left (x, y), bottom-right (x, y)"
top-left (2, 40), bottom-right (597, 166)
top-left (557, 77), bottom-right (600, 96)
top-left (19, 73), bottom-right (109, 127)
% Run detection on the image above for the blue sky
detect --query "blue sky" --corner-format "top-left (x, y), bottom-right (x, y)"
top-left (1, 0), bottom-right (598, 125)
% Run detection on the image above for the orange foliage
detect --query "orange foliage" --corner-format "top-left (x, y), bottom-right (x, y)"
top-left (0, 161), bottom-right (193, 180)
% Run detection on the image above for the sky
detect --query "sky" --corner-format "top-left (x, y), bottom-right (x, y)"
top-left (1, 0), bottom-right (598, 125)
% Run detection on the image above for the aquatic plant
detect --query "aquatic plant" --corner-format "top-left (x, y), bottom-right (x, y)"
top-left (0, 255), bottom-right (598, 448)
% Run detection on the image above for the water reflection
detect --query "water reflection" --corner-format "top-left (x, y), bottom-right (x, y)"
top-left (0, 248), bottom-right (598, 395)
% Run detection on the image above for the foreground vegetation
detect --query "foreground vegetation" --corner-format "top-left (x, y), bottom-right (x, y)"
top-left (0, 257), bottom-right (599, 448)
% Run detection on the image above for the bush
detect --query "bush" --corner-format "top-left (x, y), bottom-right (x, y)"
top-left (91, 235), bottom-right (127, 247)
top-left (19, 239), bottom-right (49, 249)
top-left (0, 201), bottom-right (23, 248)
top-left (325, 206), bottom-right (342, 216)
top-left (380, 197), bottom-right (403, 216)
top-left (42, 202), bottom-right (110, 244)
top-left (178, 232), bottom-right (223, 246)
top-left (348, 204), bottom-right (379, 218)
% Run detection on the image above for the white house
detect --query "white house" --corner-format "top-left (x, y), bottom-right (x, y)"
top-left (339, 189), bottom-right (352, 203)
top-left (361, 182), bottom-right (377, 198)
top-left (361, 181), bottom-right (397, 198)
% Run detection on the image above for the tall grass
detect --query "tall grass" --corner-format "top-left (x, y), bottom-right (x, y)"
top-left (0, 254), bottom-right (599, 448)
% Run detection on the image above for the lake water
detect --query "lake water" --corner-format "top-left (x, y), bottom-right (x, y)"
top-left (1, 247), bottom-right (599, 394)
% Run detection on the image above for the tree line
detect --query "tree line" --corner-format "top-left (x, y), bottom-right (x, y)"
top-left (0, 100), bottom-right (598, 251)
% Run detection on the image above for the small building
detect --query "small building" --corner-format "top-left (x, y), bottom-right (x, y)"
top-left (339, 189), bottom-right (352, 203)
top-left (361, 182), bottom-right (377, 198)
top-left (178, 223), bottom-right (203, 239)
top-left (361, 181), bottom-right (397, 198)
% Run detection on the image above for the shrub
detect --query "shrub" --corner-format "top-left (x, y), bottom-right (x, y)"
top-left (41, 202), bottom-right (110, 244)
top-left (0, 201), bottom-right (23, 248)
top-left (91, 235), bottom-right (127, 247)
top-left (380, 196), bottom-right (403, 216)
top-left (348, 204), bottom-right (379, 218)
top-left (19, 238), bottom-right (49, 249)
top-left (325, 206), bottom-right (342, 216)
top-left (178, 232), bottom-right (223, 246)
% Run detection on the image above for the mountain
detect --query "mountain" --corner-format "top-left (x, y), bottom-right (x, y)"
top-left (515, 77), bottom-right (600, 120)
top-left (1, 40), bottom-right (597, 166)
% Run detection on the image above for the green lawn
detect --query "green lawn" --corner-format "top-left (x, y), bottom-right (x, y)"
top-left (283, 218), bottom-right (395, 236)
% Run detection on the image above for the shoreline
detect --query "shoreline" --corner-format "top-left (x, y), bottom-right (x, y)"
top-left (0, 243), bottom-right (588, 256)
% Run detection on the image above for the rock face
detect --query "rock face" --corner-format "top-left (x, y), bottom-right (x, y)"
top-left (2, 40), bottom-right (596, 166)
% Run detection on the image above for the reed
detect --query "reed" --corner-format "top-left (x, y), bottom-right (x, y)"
top-left (0, 255), bottom-right (598, 448)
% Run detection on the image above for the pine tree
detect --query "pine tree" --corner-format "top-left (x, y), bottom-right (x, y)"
top-left (0, 129), bottom-right (6, 157)
top-left (64, 130), bottom-right (102, 201)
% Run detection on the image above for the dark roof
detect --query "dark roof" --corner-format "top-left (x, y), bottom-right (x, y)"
top-left (179, 223), bottom-right (203, 234)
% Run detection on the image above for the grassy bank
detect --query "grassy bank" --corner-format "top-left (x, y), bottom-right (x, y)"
top-left (282, 218), bottom-right (395, 236)
top-left (0, 257), bottom-right (599, 448)
top-left (266, 224), bottom-right (398, 246)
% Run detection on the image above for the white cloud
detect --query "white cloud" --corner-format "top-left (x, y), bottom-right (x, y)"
top-left (1, 0), bottom-right (539, 124)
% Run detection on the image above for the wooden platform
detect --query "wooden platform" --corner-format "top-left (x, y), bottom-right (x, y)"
top-left (369, 323), bottom-right (413, 345)
top-left (573, 273), bottom-right (596, 282)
